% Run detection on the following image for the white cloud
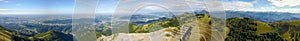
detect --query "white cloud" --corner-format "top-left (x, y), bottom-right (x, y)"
top-left (0, 9), bottom-right (9, 11)
top-left (216, 0), bottom-right (300, 13)
top-left (268, 0), bottom-right (300, 7)
top-left (143, 6), bottom-right (164, 10)
top-left (274, 8), bottom-right (300, 13)
top-left (186, 0), bottom-right (255, 11)
top-left (189, 0), bottom-right (300, 13)
top-left (222, 1), bottom-right (254, 10)
top-left (226, 7), bottom-right (300, 13)
top-left (123, 0), bottom-right (135, 3)
top-left (186, 0), bottom-right (207, 10)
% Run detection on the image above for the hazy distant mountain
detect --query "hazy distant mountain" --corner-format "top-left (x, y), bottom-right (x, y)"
top-left (43, 19), bottom-right (72, 24)
top-left (192, 10), bottom-right (300, 22)
top-left (225, 11), bottom-right (300, 22)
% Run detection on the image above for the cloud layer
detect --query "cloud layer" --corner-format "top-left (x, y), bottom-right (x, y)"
top-left (268, 0), bottom-right (300, 7)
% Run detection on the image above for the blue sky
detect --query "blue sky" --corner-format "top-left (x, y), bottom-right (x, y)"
top-left (0, 0), bottom-right (299, 14)
top-left (0, 0), bottom-right (74, 14)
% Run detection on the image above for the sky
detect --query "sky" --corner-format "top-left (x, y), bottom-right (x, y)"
top-left (221, 0), bottom-right (300, 13)
top-left (0, 0), bottom-right (299, 14)
top-left (0, 0), bottom-right (75, 14)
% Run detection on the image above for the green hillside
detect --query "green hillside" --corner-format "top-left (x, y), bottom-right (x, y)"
top-left (225, 17), bottom-right (300, 41)
top-left (226, 17), bottom-right (284, 41)
top-left (286, 20), bottom-right (300, 26)
top-left (0, 26), bottom-right (29, 41)
top-left (0, 26), bottom-right (12, 41)
top-left (129, 18), bottom-right (179, 33)
top-left (0, 26), bottom-right (73, 41)
top-left (33, 30), bottom-right (73, 41)
top-left (270, 20), bottom-right (300, 41)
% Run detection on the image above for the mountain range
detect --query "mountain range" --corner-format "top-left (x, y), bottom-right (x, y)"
top-left (224, 10), bottom-right (300, 22)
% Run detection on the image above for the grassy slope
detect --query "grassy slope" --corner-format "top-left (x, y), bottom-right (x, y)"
top-left (0, 26), bottom-right (73, 41)
top-left (34, 30), bottom-right (73, 41)
top-left (226, 16), bottom-right (300, 41)
top-left (255, 21), bottom-right (275, 34)
top-left (274, 20), bottom-right (300, 41)
top-left (284, 20), bottom-right (300, 26)
top-left (195, 14), bottom-right (213, 41)
top-left (129, 16), bottom-right (179, 33)
top-left (0, 26), bottom-right (12, 41)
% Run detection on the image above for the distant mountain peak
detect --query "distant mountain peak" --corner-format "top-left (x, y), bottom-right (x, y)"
top-left (201, 10), bottom-right (209, 14)
top-left (194, 10), bottom-right (209, 14)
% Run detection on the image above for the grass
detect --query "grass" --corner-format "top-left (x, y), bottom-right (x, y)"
top-left (194, 14), bottom-right (213, 41)
top-left (255, 21), bottom-right (275, 34)
top-left (35, 30), bottom-right (55, 39)
top-left (0, 26), bottom-right (12, 41)
top-left (225, 27), bottom-right (230, 38)
top-left (283, 29), bottom-right (292, 41)
top-left (165, 34), bottom-right (172, 37)
top-left (129, 17), bottom-right (179, 33)
top-left (286, 20), bottom-right (300, 26)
